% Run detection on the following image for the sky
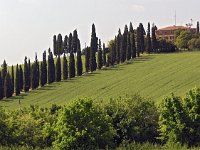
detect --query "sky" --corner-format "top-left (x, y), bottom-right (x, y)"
top-left (0, 0), bottom-right (199, 65)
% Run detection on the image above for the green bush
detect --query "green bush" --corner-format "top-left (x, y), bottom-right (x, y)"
top-left (53, 98), bottom-right (116, 149)
top-left (105, 94), bottom-right (159, 145)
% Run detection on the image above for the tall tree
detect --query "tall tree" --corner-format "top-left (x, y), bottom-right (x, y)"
top-left (1, 60), bottom-right (7, 91)
top-left (85, 47), bottom-right (90, 72)
top-left (19, 65), bottom-right (23, 91)
top-left (152, 24), bottom-right (158, 52)
top-left (4, 72), bottom-right (12, 98)
top-left (24, 57), bottom-right (29, 92)
top-left (116, 29), bottom-right (122, 64)
top-left (76, 39), bottom-right (83, 76)
top-left (43, 50), bottom-right (47, 85)
top-left (97, 39), bottom-right (103, 69)
top-left (68, 33), bottom-right (73, 53)
top-left (69, 51), bottom-right (75, 78)
top-left (28, 58), bottom-right (31, 89)
top-left (121, 25), bottom-right (128, 62)
top-left (11, 65), bottom-right (14, 94)
top-left (126, 33), bottom-right (131, 60)
top-left (90, 24), bottom-right (98, 72)
top-left (15, 64), bottom-right (20, 95)
top-left (35, 54), bottom-right (39, 88)
top-left (136, 27), bottom-right (141, 57)
top-left (56, 55), bottom-right (61, 82)
top-left (40, 62), bottom-right (44, 86)
top-left (48, 48), bottom-right (55, 84)
top-left (139, 23), bottom-right (146, 54)
top-left (62, 53), bottom-right (68, 80)
top-left (129, 23), bottom-right (136, 59)
top-left (31, 62), bottom-right (37, 90)
top-left (0, 72), bottom-right (3, 100)
top-left (102, 43), bottom-right (106, 66)
top-left (63, 35), bottom-right (68, 53)
top-left (146, 22), bottom-right (152, 54)
top-left (57, 34), bottom-right (63, 55)
top-left (197, 21), bottom-right (199, 34)
top-left (72, 30), bottom-right (78, 53)
top-left (53, 35), bottom-right (57, 56)
top-left (109, 39), bottom-right (116, 66)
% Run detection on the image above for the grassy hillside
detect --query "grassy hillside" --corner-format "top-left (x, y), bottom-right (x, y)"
top-left (1, 52), bottom-right (200, 109)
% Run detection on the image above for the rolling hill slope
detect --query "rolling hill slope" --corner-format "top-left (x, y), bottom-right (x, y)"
top-left (1, 52), bottom-right (200, 109)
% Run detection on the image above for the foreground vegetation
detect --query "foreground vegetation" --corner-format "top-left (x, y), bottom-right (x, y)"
top-left (0, 87), bottom-right (199, 149)
top-left (1, 52), bottom-right (200, 109)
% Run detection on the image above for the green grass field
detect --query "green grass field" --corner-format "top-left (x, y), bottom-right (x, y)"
top-left (1, 52), bottom-right (200, 109)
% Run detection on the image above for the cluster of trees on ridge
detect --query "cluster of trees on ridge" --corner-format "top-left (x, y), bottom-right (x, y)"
top-left (0, 22), bottom-right (176, 100)
top-left (0, 88), bottom-right (199, 149)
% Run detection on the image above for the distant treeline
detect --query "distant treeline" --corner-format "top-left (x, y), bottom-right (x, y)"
top-left (0, 88), bottom-right (199, 149)
top-left (0, 22), bottom-right (176, 100)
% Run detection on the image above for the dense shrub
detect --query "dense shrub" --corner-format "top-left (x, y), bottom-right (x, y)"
top-left (53, 98), bottom-right (116, 149)
top-left (105, 94), bottom-right (159, 145)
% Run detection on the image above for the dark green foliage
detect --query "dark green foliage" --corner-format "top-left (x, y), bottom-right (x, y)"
top-left (40, 50), bottom-right (47, 86)
top-left (116, 29), bottom-right (122, 64)
top-left (90, 24), bottom-right (98, 72)
top-left (24, 57), bottom-right (29, 92)
top-left (147, 22), bottom-right (152, 53)
top-left (35, 55), bottom-right (40, 88)
top-left (97, 39), bottom-right (103, 69)
top-left (85, 47), bottom-right (90, 72)
top-left (57, 34), bottom-right (63, 55)
top-left (139, 23), bottom-right (146, 53)
top-left (15, 64), bottom-right (20, 96)
top-left (103, 43), bottom-right (106, 66)
top-left (68, 33), bottom-right (73, 53)
top-left (121, 25), bottom-right (128, 62)
top-left (63, 35), bottom-right (68, 53)
top-left (126, 33), bottom-right (131, 60)
top-left (0, 72), bottom-right (4, 100)
top-left (197, 21), bottom-right (199, 34)
top-left (136, 27), bottom-right (141, 57)
top-left (69, 51), bottom-right (75, 78)
top-left (129, 22), bottom-right (136, 59)
top-left (105, 95), bottom-right (159, 145)
top-left (28, 59), bottom-right (31, 89)
top-left (157, 39), bottom-right (176, 53)
top-left (31, 54), bottom-right (39, 89)
top-left (72, 30), bottom-right (78, 53)
top-left (55, 55), bottom-right (61, 82)
top-left (48, 48), bottom-right (55, 84)
top-left (109, 39), bottom-right (116, 65)
top-left (76, 40), bottom-right (83, 76)
top-left (4, 72), bottom-right (13, 98)
top-left (53, 35), bottom-right (57, 56)
top-left (62, 53), bottom-right (68, 80)
top-left (1, 60), bottom-right (7, 83)
top-left (19, 65), bottom-right (23, 91)
top-left (152, 25), bottom-right (158, 52)
top-left (106, 54), bottom-right (111, 67)
top-left (11, 65), bottom-right (14, 94)
top-left (53, 98), bottom-right (115, 149)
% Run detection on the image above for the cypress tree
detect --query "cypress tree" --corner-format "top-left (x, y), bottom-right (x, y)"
top-left (43, 51), bottom-right (47, 85)
top-left (15, 64), bottom-right (20, 96)
top-left (85, 47), bottom-right (90, 72)
top-left (62, 53), bottom-right (68, 80)
top-left (109, 40), bottom-right (116, 66)
top-left (28, 58), bottom-right (31, 89)
top-left (48, 48), bottom-right (55, 84)
top-left (57, 34), bottom-right (63, 55)
top-left (126, 33), bottom-right (131, 60)
top-left (147, 22), bottom-right (152, 54)
top-left (11, 65), bottom-right (14, 94)
top-left (90, 24), bottom-right (98, 72)
top-left (139, 23), bottom-right (145, 54)
top-left (136, 27), bottom-right (141, 57)
top-left (106, 54), bottom-right (111, 67)
top-left (69, 51), bottom-right (75, 78)
top-left (19, 65), bottom-right (23, 91)
top-left (68, 33), bottom-right (73, 53)
top-left (56, 55), bottom-right (61, 82)
top-left (24, 57), bottom-right (29, 92)
top-left (0, 72), bottom-right (3, 100)
top-left (76, 39), bottom-right (83, 76)
top-left (4, 72), bottom-right (12, 98)
top-left (63, 35), bottom-right (68, 53)
top-left (72, 30), bottom-right (78, 53)
top-left (35, 54), bottom-right (39, 88)
top-left (129, 23), bottom-right (136, 59)
top-left (97, 39), bottom-right (103, 69)
top-left (31, 63), bottom-right (37, 90)
top-left (53, 35), bottom-right (57, 56)
top-left (152, 24), bottom-right (158, 52)
top-left (2, 60), bottom-right (7, 95)
top-left (197, 21), bottom-right (199, 34)
top-left (40, 62), bottom-right (44, 86)
top-left (121, 25), bottom-right (128, 62)
top-left (102, 43), bottom-right (106, 66)
top-left (116, 29), bottom-right (122, 64)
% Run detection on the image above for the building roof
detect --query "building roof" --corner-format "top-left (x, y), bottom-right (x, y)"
top-left (157, 26), bottom-right (195, 31)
